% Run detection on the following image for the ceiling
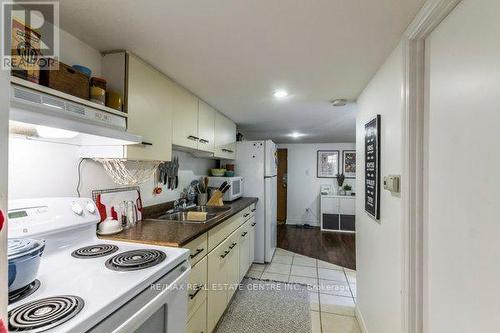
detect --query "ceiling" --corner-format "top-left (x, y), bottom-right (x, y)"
top-left (59, 0), bottom-right (424, 143)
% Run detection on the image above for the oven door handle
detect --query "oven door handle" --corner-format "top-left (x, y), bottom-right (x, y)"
top-left (111, 265), bottom-right (190, 333)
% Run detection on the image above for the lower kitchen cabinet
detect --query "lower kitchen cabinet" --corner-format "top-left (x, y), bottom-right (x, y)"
top-left (207, 238), bottom-right (231, 332)
top-left (184, 204), bottom-right (257, 333)
top-left (186, 299), bottom-right (207, 333)
top-left (238, 221), bottom-right (250, 281)
top-left (187, 256), bottom-right (207, 321)
top-left (248, 216), bottom-right (256, 265)
top-left (226, 231), bottom-right (240, 302)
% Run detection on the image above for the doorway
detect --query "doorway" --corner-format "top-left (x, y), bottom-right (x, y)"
top-left (277, 148), bottom-right (287, 224)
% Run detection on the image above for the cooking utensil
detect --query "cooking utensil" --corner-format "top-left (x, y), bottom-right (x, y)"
top-left (203, 177), bottom-right (209, 193)
top-left (218, 181), bottom-right (228, 191)
top-left (174, 156), bottom-right (179, 189)
top-left (197, 193), bottom-right (208, 206)
top-left (8, 238), bottom-right (45, 292)
top-left (221, 184), bottom-right (231, 194)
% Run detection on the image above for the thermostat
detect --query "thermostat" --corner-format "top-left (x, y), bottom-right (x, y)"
top-left (383, 175), bottom-right (400, 194)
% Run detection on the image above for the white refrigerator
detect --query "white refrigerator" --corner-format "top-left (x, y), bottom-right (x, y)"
top-left (236, 140), bottom-right (277, 263)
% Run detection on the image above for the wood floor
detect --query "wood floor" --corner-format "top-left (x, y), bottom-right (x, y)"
top-left (277, 224), bottom-right (356, 270)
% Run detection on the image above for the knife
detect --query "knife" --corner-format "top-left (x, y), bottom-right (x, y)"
top-left (221, 184), bottom-right (231, 194)
top-left (218, 181), bottom-right (228, 191)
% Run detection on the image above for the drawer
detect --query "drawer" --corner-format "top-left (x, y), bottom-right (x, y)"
top-left (186, 298), bottom-right (207, 333)
top-left (208, 214), bottom-right (239, 251)
top-left (185, 233), bottom-right (208, 265)
top-left (241, 206), bottom-right (252, 221)
top-left (249, 203), bottom-right (257, 218)
top-left (188, 256), bottom-right (207, 320)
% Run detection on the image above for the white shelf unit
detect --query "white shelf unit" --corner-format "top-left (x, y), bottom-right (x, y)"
top-left (320, 195), bottom-right (356, 233)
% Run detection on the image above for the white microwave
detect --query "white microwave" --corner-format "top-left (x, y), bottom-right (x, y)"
top-left (207, 176), bottom-right (244, 202)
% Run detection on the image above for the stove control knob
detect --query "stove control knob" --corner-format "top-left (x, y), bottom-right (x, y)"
top-left (86, 202), bottom-right (96, 214)
top-left (72, 203), bottom-right (83, 216)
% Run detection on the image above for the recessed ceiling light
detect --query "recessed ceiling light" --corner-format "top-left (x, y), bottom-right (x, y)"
top-left (331, 99), bottom-right (348, 107)
top-left (289, 132), bottom-right (305, 139)
top-left (274, 90), bottom-right (289, 98)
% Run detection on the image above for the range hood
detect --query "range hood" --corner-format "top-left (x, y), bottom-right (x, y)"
top-left (9, 78), bottom-right (142, 146)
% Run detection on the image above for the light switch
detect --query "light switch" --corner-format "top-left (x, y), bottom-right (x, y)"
top-left (383, 175), bottom-right (400, 193)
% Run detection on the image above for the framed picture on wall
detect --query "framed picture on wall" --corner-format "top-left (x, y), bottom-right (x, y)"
top-left (365, 115), bottom-right (381, 220)
top-left (343, 150), bottom-right (356, 178)
top-left (317, 150), bottom-right (339, 178)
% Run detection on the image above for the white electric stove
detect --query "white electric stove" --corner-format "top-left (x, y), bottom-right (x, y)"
top-left (7, 197), bottom-right (190, 333)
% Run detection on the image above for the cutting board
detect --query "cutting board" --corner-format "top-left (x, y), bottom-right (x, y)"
top-left (92, 187), bottom-right (143, 222)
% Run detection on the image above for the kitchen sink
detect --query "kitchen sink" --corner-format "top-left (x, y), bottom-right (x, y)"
top-left (187, 206), bottom-right (231, 214)
top-left (157, 211), bottom-right (217, 223)
top-left (155, 205), bottom-right (230, 223)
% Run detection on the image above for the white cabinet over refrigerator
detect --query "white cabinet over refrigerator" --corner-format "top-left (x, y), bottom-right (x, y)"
top-left (236, 140), bottom-right (278, 263)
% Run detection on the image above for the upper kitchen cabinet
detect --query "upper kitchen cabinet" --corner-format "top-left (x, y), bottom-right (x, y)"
top-left (214, 112), bottom-right (237, 159)
top-left (172, 85), bottom-right (199, 150)
top-left (102, 52), bottom-right (173, 161)
top-left (197, 100), bottom-right (215, 153)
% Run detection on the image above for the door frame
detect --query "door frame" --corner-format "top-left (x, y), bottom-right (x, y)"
top-left (400, 1), bottom-right (462, 332)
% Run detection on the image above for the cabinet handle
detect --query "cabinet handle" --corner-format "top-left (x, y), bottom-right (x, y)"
top-left (241, 232), bottom-right (248, 237)
top-left (220, 250), bottom-right (230, 258)
top-left (221, 148), bottom-right (234, 153)
top-left (141, 141), bottom-right (153, 146)
top-left (243, 213), bottom-right (250, 218)
top-left (251, 222), bottom-right (256, 227)
top-left (189, 285), bottom-right (203, 299)
top-left (229, 242), bottom-right (237, 249)
top-left (187, 135), bottom-right (199, 141)
top-left (190, 248), bottom-right (204, 259)
top-left (199, 138), bottom-right (209, 144)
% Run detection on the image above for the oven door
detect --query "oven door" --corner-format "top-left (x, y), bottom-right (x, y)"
top-left (88, 261), bottom-right (190, 333)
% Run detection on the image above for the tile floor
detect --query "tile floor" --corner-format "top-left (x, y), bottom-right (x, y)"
top-left (245, 248), bottom-right (360, 333)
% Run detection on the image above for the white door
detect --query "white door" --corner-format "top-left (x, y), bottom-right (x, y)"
top-left (0, 67), bottom-right (9, 325)
top-left (264, 176), bottom-right (277, 262)
top-left (425, 0), bottom-right (500, 330)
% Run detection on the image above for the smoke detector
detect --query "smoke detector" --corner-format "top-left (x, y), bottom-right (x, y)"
top-left (331, 99), bottom-right (348, 107)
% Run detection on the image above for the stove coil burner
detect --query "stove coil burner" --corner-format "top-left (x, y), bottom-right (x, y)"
top-left (71, 244), bottom-right (119, 259)
top-left (105, 249), bottom-right (166, 271)
top-left (8, 280), bottom-right (41, 305)
top-left (8, 295), bottom-right (84, 333)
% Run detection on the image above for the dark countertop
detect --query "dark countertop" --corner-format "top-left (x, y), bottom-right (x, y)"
top-left (99, 197), bottom-right (258, 247)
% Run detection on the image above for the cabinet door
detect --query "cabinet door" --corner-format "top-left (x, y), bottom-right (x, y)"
top-left (214, 112), bottom-right (236, 159)
top-left (339, 198), bottom-right (355, 215)
top-left (186, 299), bottom-right (207, 333)
top-left (172, 84), bottom-right (199, 149)
top-left (187, 256), bottom-right (207, 321)
top-left (226, 231), bottom-right (240, 302)
top-left (125, 54), bottom-right (173, 161)
top-left (207, 240), bottom-right (229, 333)
top-left (197, 100), bottom-right (215, 152)
top-left (248, 216), bottom-right (256, 264)
top-left (238, 221), bottom-right (250, 281)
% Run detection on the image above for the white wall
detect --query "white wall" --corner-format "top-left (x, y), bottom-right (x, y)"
top-left (8, 138), bottom-right (215, 206)
top-left (425, 0), bottom-right (500, 331)
top-left (355, 42), bottom-right (404, 333)
top-left (277, 143), bottom-right (355, 226)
